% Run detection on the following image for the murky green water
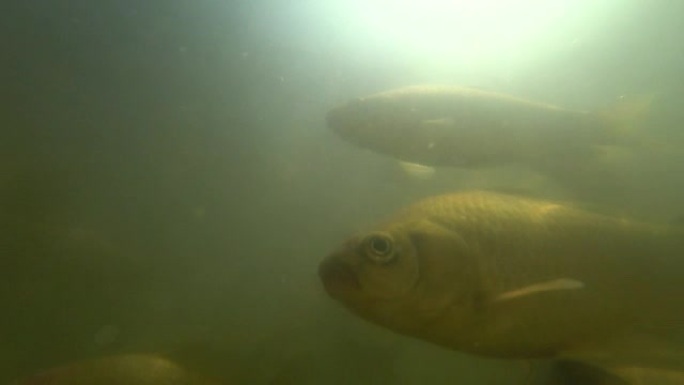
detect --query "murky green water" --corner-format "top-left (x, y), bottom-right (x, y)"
top-left (3, 1), bottom-right (684, 384)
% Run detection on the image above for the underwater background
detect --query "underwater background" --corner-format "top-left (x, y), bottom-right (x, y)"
top-left (3, 0), bottom-right (684, 384)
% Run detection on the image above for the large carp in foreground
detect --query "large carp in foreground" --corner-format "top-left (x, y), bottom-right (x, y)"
top-left (326, 86), bottom-right (648, 188)
top-left (318, 191), bottom-right (684, 374)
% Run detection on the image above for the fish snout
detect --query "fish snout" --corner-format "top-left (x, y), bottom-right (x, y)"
top-left (318, 257), bottom-right (359, 298)
top-left (326, 99), bottom-right (370, 136)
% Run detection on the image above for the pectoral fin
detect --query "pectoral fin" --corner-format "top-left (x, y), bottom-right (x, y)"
top-left (496, 278), bottom-right (585, 302)
top-left (398, 161), bottom-right (436, 179)
top-left (420, 117), bottom-right (455, 128)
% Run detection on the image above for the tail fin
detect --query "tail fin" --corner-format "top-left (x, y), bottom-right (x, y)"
top-left (596, 93), bottom-right (682, 153)
top-left (598, 93), bottom-right (655, 138)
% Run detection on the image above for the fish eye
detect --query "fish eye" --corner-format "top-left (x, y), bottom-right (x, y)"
top-left (362, 233), bottom-right (396, 264)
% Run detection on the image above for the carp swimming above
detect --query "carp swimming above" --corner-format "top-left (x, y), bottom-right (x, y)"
top-left (326, 85), bottom-right (647, 171)
top-left (325, 85), bottom-right (657, 205)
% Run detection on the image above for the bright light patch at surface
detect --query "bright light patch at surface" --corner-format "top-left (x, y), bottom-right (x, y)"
top-left (358, 0), bottom-right (568, 56)
top-left (318, 0), bottom-right (618, 76)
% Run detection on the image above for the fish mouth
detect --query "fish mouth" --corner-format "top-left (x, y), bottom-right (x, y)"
top-left (318, 258), bottom-right (360, 298)
top-left (326, 103), bottom-right (367, 137)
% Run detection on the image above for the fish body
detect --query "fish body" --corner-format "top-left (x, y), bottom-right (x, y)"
top-left (319, 191), bottom-right (684, 363)
top-left (13, 354), bottom-right (225, 385)
top-left (549, 361), bottom-right (684, 385)
top-left (326, 85), bottom-right (617, 169)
